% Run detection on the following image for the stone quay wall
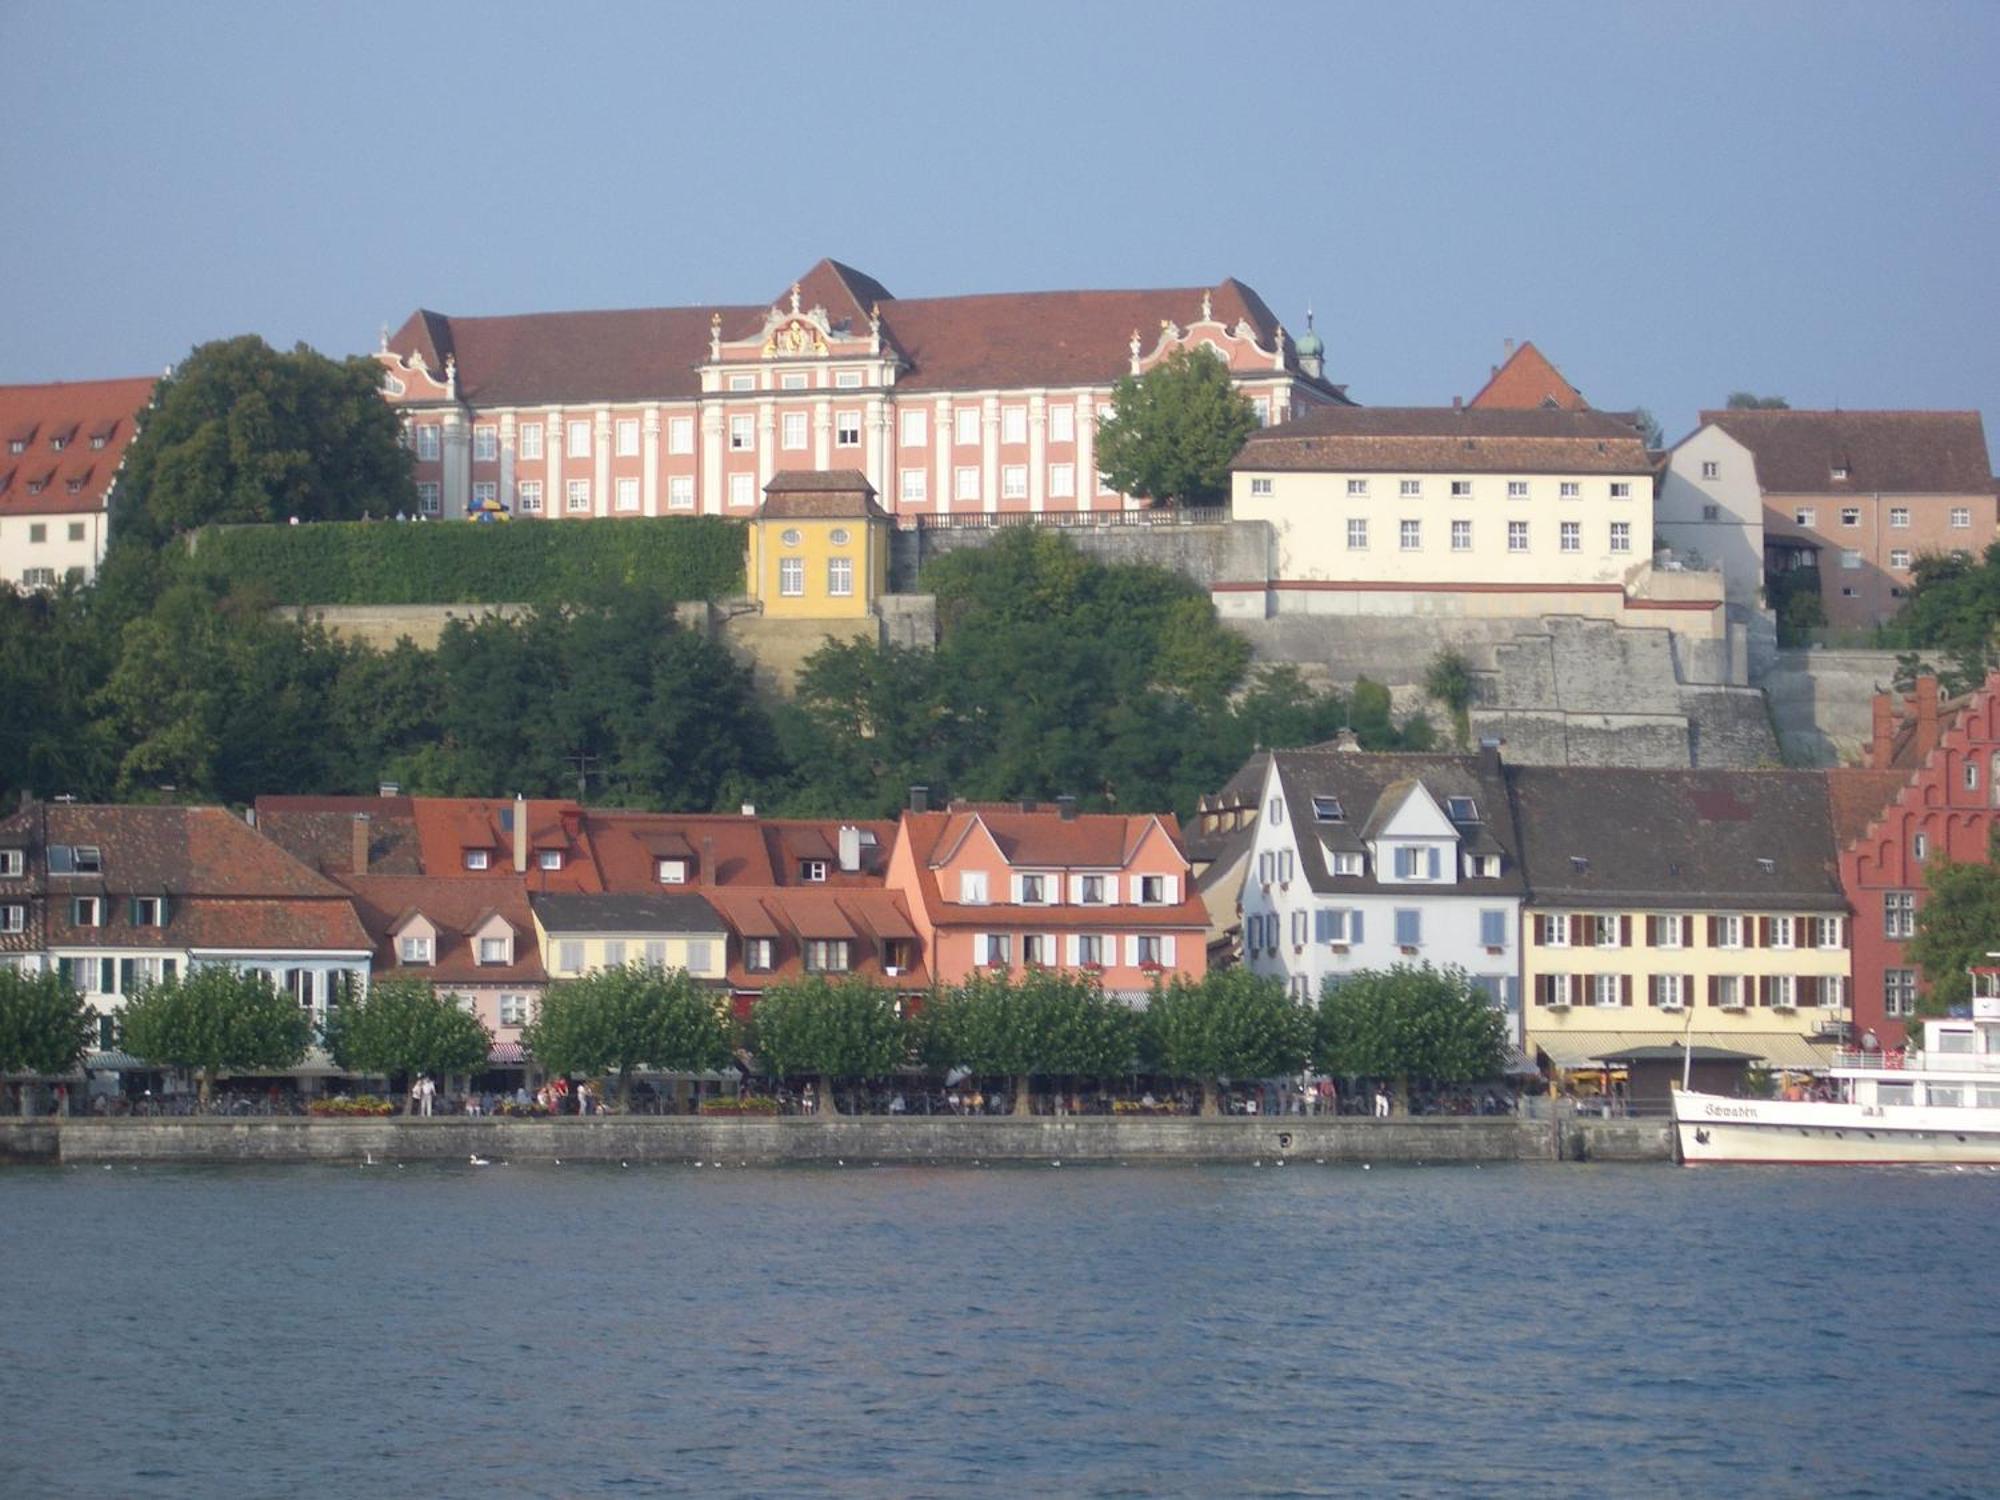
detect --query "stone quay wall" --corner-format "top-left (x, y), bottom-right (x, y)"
top-left (0, 1115), bottom-right (1580, 1167)
top-left (1563, 1118), bottom-right (1676, 1162)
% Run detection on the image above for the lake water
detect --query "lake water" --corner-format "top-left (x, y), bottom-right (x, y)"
top-left (4, 1161), bottom-right (1996, 1497)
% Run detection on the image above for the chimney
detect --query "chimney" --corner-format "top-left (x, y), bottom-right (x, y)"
top-left (1503, 337), bottom-right (1515, 359)
top-left (351, 814), bottom-right (371, 875)
top-left (1914, 676), bottom-right (1942, 764)
top-left (1019, 798), bottom-right (1036, 814)
top-left (909, 785), bottom-right (929, 814)
top-left (837, 825), bottom-right (861, 873)
top-left (1057, 795), bottom-right (1077, 822)
top-left (512, 792), bottom-right (528, 873)
top-left (700, 836), bottom-right (715, 887)
top-left (1333, 728), bottom-right (1362, 753)
top-left (1452, 395), bottom-right (1462, 411)
top-left (1869, 690), bottom-right (1895, 770)
top-left (740, 802), bottom-right (757, 818)
top-left (379, 780), bottom-right (401, 797)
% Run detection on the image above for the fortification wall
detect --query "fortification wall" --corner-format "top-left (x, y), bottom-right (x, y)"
top-left (1762, 649), bottom-right (1905, 765)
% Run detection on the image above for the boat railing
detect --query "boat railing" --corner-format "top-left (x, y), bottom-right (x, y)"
top-left (1832, 1049), bottom-right (2000, 1073)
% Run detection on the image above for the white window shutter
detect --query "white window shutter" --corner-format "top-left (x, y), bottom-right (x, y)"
top-left (1161, 935), bottom-right (1176, 966)
top-left (1046, 933), bottom-right (1058, 964)
top-left (1128, 874), bottom-right (1144, 904)
top-left (1164, 874), bottom-right (1180, 903)
top-left (1046, 876), bottom-right (1063, 907)
top-left (973, 931), bottom-right (987, 964)
top-left (1009, 873), bottom-right (1023, 903)
top-left (1071, 874), bottom-right (1088, 903)
top-left (1125, 934), bottom-right (1140, 966)
top-left (1065, 934), bottom-right (1080, 965)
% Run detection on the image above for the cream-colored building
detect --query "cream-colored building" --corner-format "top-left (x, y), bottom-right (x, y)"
top-left (528, 891), bottom-right (730, 982)
top-left (0, 376), bottom-right (153, 591)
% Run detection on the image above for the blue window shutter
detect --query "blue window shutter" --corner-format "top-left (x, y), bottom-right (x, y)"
top-left (1351, 910), bottom-right (1365, 944)
top-left (1314, 909), bottom-right (1333, 942)
top-left (1426, 848), bottom-right (1440, 880)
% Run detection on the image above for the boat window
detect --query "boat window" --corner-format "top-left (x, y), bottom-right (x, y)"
top-left (1874, 1082), bottom-right (1915, 1107)
top-left (1924, 1083), bottom-right (1965, 1108)
top-left (1933, 1029), bottom-right (1976, 1053)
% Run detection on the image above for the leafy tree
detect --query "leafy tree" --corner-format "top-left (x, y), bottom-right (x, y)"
top-left (1724, 392), bottom-right (1790, 410)
top-left (109, 335), bottom-right (413, 547)
top-left (1886, 542), bottom-right (2000, 693)
top-left (1145, 969), bottom-right (1310, 1116)
top-left (1315, 965), bottom-right (1506, 1107)
top-left (0, 968), bottom-right (96, 1105)
top-left (118, 966), bottom-right (313, 1104)
top-left (325, 977), bottom-right (491, 1109)
top-left (1906, 828), bottom-right (2000, 1015)
top-left (750, 975), bottom-right (906, 1116)
top-left (1095, 347), bottom-right (1258, 509)
top-left (1424, 649), bottom-right (1475, 747)
top-left (525, 964), bottom-right (733, 1109)
top-left (1631, 407), bottom-right (1665, 449)
top-left (1769, 564), bottom-right (1828, 647)
top-left (921, 969), bottom-right (1136, 1114)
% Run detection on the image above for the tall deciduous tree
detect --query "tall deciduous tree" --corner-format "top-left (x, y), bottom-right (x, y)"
top-left (922, 969), bottom-right (1136, 1114)
top-left (525, 964), bottom-right (733, 1109)
top-left (118, 966), bottom-right (314, 1104)
top-left (1315, 965), bottom-right (1506, 1106)
top-left (325, 977), bottom-right (491, 1109)
top-left (1890, 544), bottom-right (2000, 693)
top-left (1095, 347), bottom-right (1258, 510)
top-left (750, 976), bottom-right (906, 1117)
top-left (1724, 392), bottom-right (1790, 410)
top-left (110, 335), bottom-right (414, 547)
top-left (0, 968), bottom-right (97, 1108)
top-left (1145, 969), bottom-right (1311, 1116)
top-left (1906, 828), bottom-right (2000, 1015)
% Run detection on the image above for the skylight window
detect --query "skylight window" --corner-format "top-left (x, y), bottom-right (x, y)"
top-left (1569, 855), bottom-right (1589, 874)
top-left (1446, 796), bottom-right (1479, 822)
top-left (1312, 796), bottom-right (1344, 823)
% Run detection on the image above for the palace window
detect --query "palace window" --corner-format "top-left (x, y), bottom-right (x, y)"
top-left (668, 417), bottom-right (693, 454)
top-left (519, 423), bottom-right (543, 460)
top-left (835, 371), bottom-right (862, 389)
top-left (567, 420), bottom-right (591, 457)
top-left (728, 415), bottom-right (757, 452)
top-left (416, 483), bottom-right (440, 515)
top-left (668, 476), bottom-right (693, 510)
top-left (729, 375), bottom-right (755, 392)
top-left (1002, 465), bottom-right (1027, 499)
top-left (779, 558), bottom-right (804, 597)
top-left (782, 412), bottom-right (808, 450)
top-left (1508, 521), bottom-right (1529, 552)
top-left (616, 478), bottom-right (639, 512)
top-left (828, 557), bottom-right (853, 597)
top-left (415, 425), bottom-right (439, 461)
top-left (781, 373), bottom-right (808, 391)
top-left (835, 411), bottom-right (861, 448)
top-left (954, 467), bottom-right (979, 501)
top-left (566, 480), bottom-right (590, 513)
top-left (1001, 406), bottom-right (1027, 444)
top-left (729, 473), bottom-right (755, 508)
top-left (1050, 405), bottom-right (1075, 442)
top-left (1050, 463), bottom-right (1075, 498)
top-left (900, 410), bottom-right (926, 446)
top-left (473, 425), bottom-right (497, 461)
top-left (900, 470), bottom-right (927, 504)
top-left (471, 481), bottom-right (497, 512)
top-left (954, 409), bottom-right (980, 446)
top-left (1347, 518), bottom-right (1368, 550)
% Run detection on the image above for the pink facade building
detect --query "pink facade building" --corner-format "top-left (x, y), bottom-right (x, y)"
top-left (375, 258), bottom-right (1345, 522)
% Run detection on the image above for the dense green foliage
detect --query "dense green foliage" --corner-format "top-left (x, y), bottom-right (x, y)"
top-left (325, 977), bottom-right (492, 1103)
top-left (919, 969), bottom-right (1136, 1111)
top-left (1095, 347), bottom-right (1258, 508)
top-left (1768, 564), bottom-right (1828, 647)
top-left (188, 514), bottom-right (746, 605)
top-left (0, 968), bottom-right (96, 1081)
top-left (749, 976), bottom-right (908, 1112)
top-left (1883, 542), bottom-right (2000, 693)
top-left (525, 965), bottom-right (734, 1107)
top-left (1315, 966), bottom-right (1507, 1098)
top-left (1424, 649), bottom-right (1475, 747)
top-left (1906, 828), bottom-right (2000, 1014)
top-left (113, 336), bottom-right (413, 547)
top-left (1144, 969), bottom-right (1312, 1115)
top-left (118, 966), bottom-right (314, 1101)
top-left (1724, 392), bottom-right (1790, 410)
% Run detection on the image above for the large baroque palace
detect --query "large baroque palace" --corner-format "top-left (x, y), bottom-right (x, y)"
top-left (374, 258), bottom-right (1347, 521)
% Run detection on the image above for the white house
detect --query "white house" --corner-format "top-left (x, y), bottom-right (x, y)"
top-left (1239, 749), bottom-right (1527, 1040)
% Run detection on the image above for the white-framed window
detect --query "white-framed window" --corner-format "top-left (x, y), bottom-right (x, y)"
top-left (899, 409), bottom-right (925, 446)
top-left (1884, 968), bottom-right (1916, 1018)
top-left (1700, 460), bottom-right (1719, 480)
top-left (473, 425), bottom-right (498, 461)
top-left (1820, 974), bottom-right (1846, 1010)
top-left (1399, 479), bottom-right (1421, 497)
top-left (1841, 507), bottom-right (1860, 527)
top-left (1653, 973), bottom-right (1684, 1009)
top-left (414, 425), bottom-right (440, 461)
top-left (1951, 507), bottom-right (1971, 528)
top-left (478, 936), bottom-right (509, 965)
top-left (780, 373), bottom-right (808, 391)
top-left (779, 558), bottom-right (804, 597)
top-left (612, 418), bottom-right (638, 458)
top-left (73, 895), bottom-right (102, 927)
top-left (499, 994), bottom-right (529, 1026)
top-left (1560, 521), bottom-right (1581, 553)
top-left (960, 871), bottom-right (989, 904)
top-left (835, 411), bottom-right (861, 448)
top-left (1249, 476), bottom-right (1272, 496)
top-left (519, 423), bottom-right (543, 460)
top-left (835, 370), bottom-right (862, 390)
top-left (1001, 465), bottom-right (1027, 500)
top-left (955, 408), bottom-right (980, 446)
top-left (978, 933), bottom-right (1012, 969)
top-left (1655, 913), bottom-right (1684, 948)
top-left (1450, 480), bottom-right (1472, 497)
top-left (781, 411), bottom-right (808, 450)
top-left (416, 483), bottom-right (440, 516)
top-left (1715, 974), bottom-right (1742, 1009)
top-left (1815, 915), bottom-right (1843, 949)
top-left (729, 415), bottom-right (754, 451)
top-left (1610, 482), bottom-right (1631, 499)
top-left (668, 417), bottom-right (693, 454)
top-left (1138, 874), bottom-right (1167, 904)
top-left (828, 557), bottom-right (853, 597)
top-left (1593, 973), bottom-right (1621, 1007)
top-left (1507, 480), bottom-right (1529, 498)
top-left (1135, 934), bottom-right (1164, 967)
top-left (1001, 406), bottom-right (1027, 444)
top-left (1884, 891), bottom-right (1915, 938)
top-left (667, 476), bottom-right (694, 510)
top-left (1594, 915), bottom-right (1621, 948)
top-left (1795, 507), bottom-right (1815, 527)
top-left (1559, 481), bottom-right (1580, 499)
top-left (1347, 518), bottom-right (1368, 550)
top-left (954, 466), bottom-right (979, 501)
top-left (1840, 549), bottom-right (1862, 570)
top-left (1049, 405), bottom-right (1075, 443)
top-left (539, 849), bottom-right (563, 872)
top-left (0, 849), bottom-right (21, 878)
top-left (1450, 519), bottom-right (1472, 551)
top-left (1040, 460), bottom-right (1073, 499)
top-left (1331, 851), bottom-right (1364, 876)
top-left (1346, 478), bottom-right (1368, 496)
top-left (1610, 522), bottom-right (1631, 553)
top-left (472, 481), bottom-right (497, 510)
top-left (1768, 973), bottom-right (1796, 1009)
top-left (1508, 521), bottom-right (1529, 552)
top-left (1251, 398), bottom-right (1270, 427)
top-left (1888, 507), bottom-right (1910, 528)
top-left (1768, 915), bottom-right (1795, 949)
top-left (515, 480), bottom-right (542, 514)
top-left (615, 477), bottom-right (639, 512)
top-left (728, 375), bottom-right (755, 392)
top-left (1019, 874), bottom-right (1048, 905)
top-left (1913, 832), bottom-right (1928, 862)
top-left (729, 472), bottom-right (755, 508)
top-left (1400, 519), bottom-right (1421, 551)
top-left (400, 935), bottom-right (433, 964)
top-left (1890, 549), bottom-right (1911, 570)
top-left (900, 469), bottom-right (927, 504)
top-left (1079, 874), bottom-right (1105, 904)
top-left (464, 849), bottom-right (489, 871)
top-left (554, 941), bottom-right (581, 973)
top-left (745, 938), bottom-right (775, 972)
top-left (567, 420), bottom-right (592, 457)
top-left (1714, 914), bottom-right (1742, 949)
top-left (566, 480), bottom-right (591, 513)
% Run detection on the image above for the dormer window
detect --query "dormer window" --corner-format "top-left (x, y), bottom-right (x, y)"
top-left (538, 849), bottom-right (563, 871)
top-left (1830, 465), bottom-right (1849, 481)
top-left (7, 440), bottom-right (23, 455)
top-left (478, 936), bottom-right (510, 965)
top-left (132, 896), bottom-right (165, 928)
top-left (0, 849), bottom-right (21, 878)
top-left (1331, 851), bottom-right (1364, 877)
top-left (1020, 874), bottom-right (1047, 904)
top-left (464, 849), bottom-right (489, 870)
top-left (49, 436), bottom-right (66, 452)
top-left (1466, 854), bottom-right (1501, 878)
top-left (1757, 856), bottom-right (1777, 874)
top-left (800, 859), bottom-right (827, 883)
top-left (1569, 855), bottom-right (1589, 874)
top-left (72, 896), bottom-right (102, 928)
top-left (657, 858), bottom-right (687, 885)
top-left (400, 935), bottom-right (433, 964)
top-left (1392, 846), bottom-right (1441, 880)
top-left (1312, 796), bottom-right (1343, 823)
top-left (1138, 874), bottom-right (1166, 904)
top-left (1445, 796), bottom-right (1478, 822)
top-left (90, 435), bottom-right (107, 451)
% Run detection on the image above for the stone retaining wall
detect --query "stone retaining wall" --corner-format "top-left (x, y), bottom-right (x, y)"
top-left (2, 1116), bottom-right (1563, 1166)
top-left (1563, 1118), bottom-right (1675, 1162)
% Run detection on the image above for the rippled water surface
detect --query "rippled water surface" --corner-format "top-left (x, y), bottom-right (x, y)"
top-left (5, 1160), bottom-right (1998, 1496)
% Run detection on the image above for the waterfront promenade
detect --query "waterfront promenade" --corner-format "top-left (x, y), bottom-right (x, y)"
top-left (0, 1113), bottom-right (1672, 1165)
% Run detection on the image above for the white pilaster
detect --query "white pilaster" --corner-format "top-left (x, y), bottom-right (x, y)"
top-left (865, 397), bottom-right (887, 496)
top-left (642, 407), bottom-right (661, 517)
top-left (700, 407), bottom-right (724, 515)
top-left (813, 398), bottom-right (832, 470)
top-left (593, 407), bottom-right (611, 518)
top-left (1028, 393), bottom-right (1047, 513)
top-left (442, 411), bottom-right (471, 519)
top-left (1075, 392), bottom-right (1095, 513)
top-left (547, 407), bottom-right (565, 520)
top-left (499, 412), bottom-right (517, 513)
top-left (933, 396), bottom-right (952, 512)
top-left (758, 400), bottom-right (776, 489)
top-left (981, 396), bottom-right (1000, 515)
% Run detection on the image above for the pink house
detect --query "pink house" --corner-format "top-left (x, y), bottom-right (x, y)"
top-left (885, 799), bottom-right (1208, 995)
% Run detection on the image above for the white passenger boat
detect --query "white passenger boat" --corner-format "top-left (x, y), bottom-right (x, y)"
top-left (1673, 986), bottom-right (2000, 1166)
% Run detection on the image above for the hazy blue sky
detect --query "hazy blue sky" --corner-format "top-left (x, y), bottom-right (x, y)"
top-left (3, 1), bottom-right (1996, 453)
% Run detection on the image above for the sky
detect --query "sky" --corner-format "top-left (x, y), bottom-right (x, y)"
top-left (3, 1), bottom-right (1996, 456)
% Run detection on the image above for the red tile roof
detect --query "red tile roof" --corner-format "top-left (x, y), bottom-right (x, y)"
top-left (0, 376), bottom-right (155, 518)
top-left (759, 470), bottom-right (890, 520)
top-left (1825, 768), bottom-right (1912, 851)
top-left (1467, 342), bottom-right (1587, 411)
top-left (1702, 410), bottom-right (1992, 494)
top-left (1233, 406), bottom-right (1650, 475)
top-left (339, 874), bottom-right (546, 985)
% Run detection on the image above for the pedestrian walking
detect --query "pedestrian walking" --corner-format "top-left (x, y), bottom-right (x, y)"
top-left (1373, 1086), bottom-right (1390, 1118)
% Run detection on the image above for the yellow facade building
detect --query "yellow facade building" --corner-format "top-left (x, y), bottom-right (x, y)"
top-left (528, 892), bottom-right (730, 982)
top-left (745, 469), bottom-right (891, 619)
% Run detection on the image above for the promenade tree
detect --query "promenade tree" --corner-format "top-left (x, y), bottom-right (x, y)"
top-left (1145, 969), bottom-right (1311, 1116)
top-left (325, 977), bottom-right (491, 1110)
top-left (118, 966), bottom-right (314, 1105)
top-left (0, 968), bottom-right (96, 1110)
top-left (750, 975), bottom-right (906, 1116)
top-left (1315, 965), bottom-right (1506, 1108)
top-left (525, 964), bottom-right (734, 1110)
top-left (1095, 346), bottom-right (1258, 511)
top-left (1905, 828), bottom-right (2000, 1014)
top-left (922, 969), bottom-right (1136, 1114)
